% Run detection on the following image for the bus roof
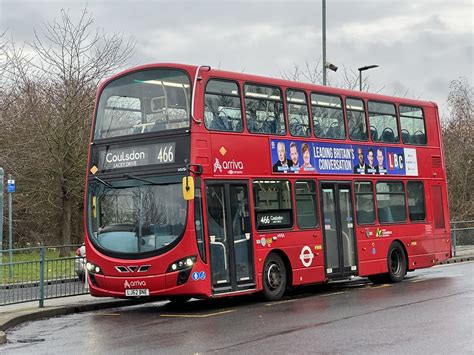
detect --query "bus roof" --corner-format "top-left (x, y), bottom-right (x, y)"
top-left (100, 62), bottom-right (438, 109)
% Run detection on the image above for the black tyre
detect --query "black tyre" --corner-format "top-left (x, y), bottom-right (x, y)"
top-left (387, 242), bottom-right (407, 283)
top-left (262, 253), bottom-right (287, 301)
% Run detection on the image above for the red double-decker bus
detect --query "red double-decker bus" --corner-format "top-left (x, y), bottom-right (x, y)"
top-left (84, 63), bottom-right (451, 301)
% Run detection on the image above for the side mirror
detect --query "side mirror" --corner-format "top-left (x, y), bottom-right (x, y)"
top-left (182, 176), bottom-right (195, 200)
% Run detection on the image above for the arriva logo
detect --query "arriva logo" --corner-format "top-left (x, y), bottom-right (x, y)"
top-left (213, 158), bottom-right (244, 174)
top-left (124, 280), bottom-right (147, 288)
top-left (213, 158), bottom-right (222, 173)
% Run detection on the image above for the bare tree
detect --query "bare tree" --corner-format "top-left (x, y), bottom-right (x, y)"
top-left (281, 60), bottom-right (323, 85)
top-left (1, 8), bottom-right (135, 252)
top-left (442, 78), bottom-right (474, 221)
top-left (280, 59), bottom-right (375, 91)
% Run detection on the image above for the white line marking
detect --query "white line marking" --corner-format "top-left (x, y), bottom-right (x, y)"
top-left (369, 284), bottom-right (393, 289)
top-left (265, 299), bottom-right (299, 307)
top-left (160, 310), bottom-right (235, 318)
top-left (320, 291), bottom-right (347, 297)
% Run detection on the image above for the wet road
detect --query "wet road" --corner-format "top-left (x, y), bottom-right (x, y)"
top-left (2, 262), bottom-right (473, 354)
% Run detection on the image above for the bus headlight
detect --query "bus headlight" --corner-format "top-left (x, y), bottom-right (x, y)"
top-left (167, 256), bottom-right (197, 272)
top-left (86, 262), bottom-right (103, 274)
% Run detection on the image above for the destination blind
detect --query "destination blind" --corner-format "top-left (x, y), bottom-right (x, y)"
top-left (98, 142), bottom-right (176, 170)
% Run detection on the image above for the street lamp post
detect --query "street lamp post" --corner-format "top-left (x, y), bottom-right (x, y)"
top-left (322, 1), bottom-right (338, 85)
top-left (322, 0), bottom-right (327, 85)
top-left (358, 65), bottom-right (379, 91)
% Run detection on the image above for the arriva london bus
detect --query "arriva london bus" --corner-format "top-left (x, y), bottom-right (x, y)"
top-left (84, 63), bottom-right (451, 302)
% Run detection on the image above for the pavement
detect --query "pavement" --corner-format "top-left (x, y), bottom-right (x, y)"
top-left (0, 246), bottom-right (472, 345)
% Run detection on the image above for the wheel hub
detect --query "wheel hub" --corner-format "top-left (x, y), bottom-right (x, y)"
top-left (266, 263), bottom-right (282, 290)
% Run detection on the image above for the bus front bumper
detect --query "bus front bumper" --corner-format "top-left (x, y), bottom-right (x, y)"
top-left (87, 268), bottom-right (211, 299)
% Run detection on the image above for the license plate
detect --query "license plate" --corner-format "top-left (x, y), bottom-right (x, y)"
top-left (125, 289), bottom-right (149, 297)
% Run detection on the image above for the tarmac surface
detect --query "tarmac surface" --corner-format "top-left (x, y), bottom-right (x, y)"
top-left (0, 248), bottom-right (472, 345)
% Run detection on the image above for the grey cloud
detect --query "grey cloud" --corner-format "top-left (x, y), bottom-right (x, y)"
top-left (1, 0), bottom-right (472, 115)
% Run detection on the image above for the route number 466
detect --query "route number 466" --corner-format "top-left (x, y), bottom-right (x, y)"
top-left (260, 216), bottom-right (270, 224)
top-left (157, 145), bottom-right (174, 163)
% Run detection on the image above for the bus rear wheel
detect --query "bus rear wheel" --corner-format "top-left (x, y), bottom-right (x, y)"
top-left (387, 242), bottom-right (407, 282)
top-left (262, 253), bottom-right (287, 301)
top-left (368, 242), bottom-right (407, 284)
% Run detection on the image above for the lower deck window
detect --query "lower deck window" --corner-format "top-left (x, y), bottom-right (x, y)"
top-left (295, 180), bottom-right (318, 229)
top-left (253, 180), bottom-right (292, 230)
top-left (355, 181), bottom-right (375, 224)
top-left (376, 182), bottom-right (407, 223)
top-left (407, 181), bottom-right (426, 221)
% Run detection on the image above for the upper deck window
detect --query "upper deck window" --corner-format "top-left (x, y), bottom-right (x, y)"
top-left (311, 93), bottom-right (345, 140)
top-left (368, 101), bottom-right (399, 143)
top-left (245, 84), bottom-right (285, 135)
top-left (204, 79), bottom-right (242, 132)
top-left (400, 105), bottom-right (426, 145)
top-left (287, 89), bottom-right (310, 137)
top-left (346, 98), bottom-right (368, 141)
top-left (94, 69), bottom-right (190, 140)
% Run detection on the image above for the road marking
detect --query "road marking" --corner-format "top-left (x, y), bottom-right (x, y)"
top-left (320, 291), bottom-right (347, 297)
top-left (369, 284), bottom-right (392, 289)
top-left (265, 299), bottom-right (299, 307)
top-left (160, 309), bottom-right (235, 318)
top-left (410, 279), bottom-right (428, 283)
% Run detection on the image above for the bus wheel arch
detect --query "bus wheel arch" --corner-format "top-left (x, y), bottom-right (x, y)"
top-left (261, 250), bottom-right (291, 301)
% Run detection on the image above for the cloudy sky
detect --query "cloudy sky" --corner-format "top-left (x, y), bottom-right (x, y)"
top-left (1, 0), bottom-right (472, 116)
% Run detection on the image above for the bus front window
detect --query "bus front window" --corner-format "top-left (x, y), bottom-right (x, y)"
top-left (88, 180), bottom-right (187, 255)
top-left (94, 69), bottom-right (190, 140)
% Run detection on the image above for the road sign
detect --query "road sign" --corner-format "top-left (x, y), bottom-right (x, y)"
top-left (7, 179), bottom-right (15, 193)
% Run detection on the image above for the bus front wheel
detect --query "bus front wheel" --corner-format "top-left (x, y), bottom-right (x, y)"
top-left (262, 253), bottom-right (287, 301)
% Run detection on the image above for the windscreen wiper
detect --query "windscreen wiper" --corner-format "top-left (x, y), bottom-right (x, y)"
top-left (124, 174), bottom-right (160, 185)
top-left (94, 176), bottom-right (114, 188)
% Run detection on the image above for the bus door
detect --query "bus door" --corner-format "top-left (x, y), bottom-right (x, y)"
top-left (320, 182), bottom-right (358, 279)
top-left (205, 182), bottom-right (255, 294)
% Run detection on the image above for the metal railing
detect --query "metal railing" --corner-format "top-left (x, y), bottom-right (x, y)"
top-left (451, 220), bottom-right (474, 257)
top-left (0, 244), bottom-right (87, 307)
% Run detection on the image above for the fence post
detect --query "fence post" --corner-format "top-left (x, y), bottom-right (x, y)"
top-left (39, 246), bottom-right (45, 308)
top-left (8, 174), bottom-right (13, 279)
top-left (0, 167), bottom-right (4, 267)
top-left (452, 222), bottom-right (457, 257)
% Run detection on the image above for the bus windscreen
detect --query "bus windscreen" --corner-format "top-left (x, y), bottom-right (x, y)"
top-left (88, 179), bottom-right (186, 255)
